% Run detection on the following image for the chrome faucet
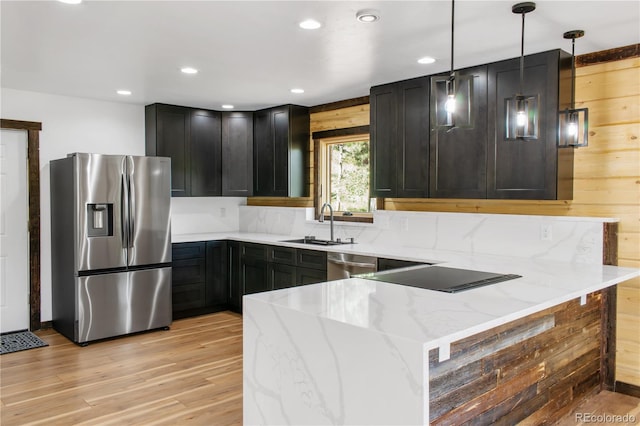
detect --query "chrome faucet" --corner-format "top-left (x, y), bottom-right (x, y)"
top-left (319, 202), bottom-right (334, 242)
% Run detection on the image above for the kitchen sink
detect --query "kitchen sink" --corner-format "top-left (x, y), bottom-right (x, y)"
top-left (281, 237), bottom-right (354, 246)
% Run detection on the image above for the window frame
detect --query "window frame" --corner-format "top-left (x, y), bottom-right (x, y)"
top-left (314, 133), bottom-right (374, 222)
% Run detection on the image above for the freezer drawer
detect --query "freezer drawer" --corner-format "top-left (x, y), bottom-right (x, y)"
top-left (76, 267), bottom-right (171, 343)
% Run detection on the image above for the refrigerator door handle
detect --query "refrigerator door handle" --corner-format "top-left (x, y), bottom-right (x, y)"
top-left (120, 172), bottom-right (129, 250)
top-left (127, 170), bottom-right (136, 248)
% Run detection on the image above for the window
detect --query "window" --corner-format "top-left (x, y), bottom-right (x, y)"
top-left (317, 134), bottom-right (374, 217)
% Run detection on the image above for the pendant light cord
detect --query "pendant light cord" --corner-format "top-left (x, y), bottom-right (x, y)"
top-left (450, 0), bottom-right (455, 77)
top-left (571, 38), bottom-right (576, 108)
top-left (519, 11), bottom-right (525, 94)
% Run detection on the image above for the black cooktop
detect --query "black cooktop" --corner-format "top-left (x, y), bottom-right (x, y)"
top-left (363, 265), bottom-right (521, 293)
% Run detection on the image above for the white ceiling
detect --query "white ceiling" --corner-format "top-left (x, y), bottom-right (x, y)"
top-left (2, 1), bottom-right (639, 110)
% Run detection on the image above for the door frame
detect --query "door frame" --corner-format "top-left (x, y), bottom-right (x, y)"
top-left (1, 119), bottom-right (42, 331)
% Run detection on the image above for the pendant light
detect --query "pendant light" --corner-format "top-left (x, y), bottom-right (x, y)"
top-left (431, 0), bottom-right (474, 130)
top-left (558, 30), bottom-right (588, 148)
top-left (505, 2), bottom-right (539, 140)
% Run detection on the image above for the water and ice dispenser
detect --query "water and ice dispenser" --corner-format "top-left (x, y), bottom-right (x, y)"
top-left (87, 203), bottom-right (113, 237)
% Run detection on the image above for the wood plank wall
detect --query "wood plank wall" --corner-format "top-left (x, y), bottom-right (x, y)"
top-left (248, 49), bottom-right (640, 388)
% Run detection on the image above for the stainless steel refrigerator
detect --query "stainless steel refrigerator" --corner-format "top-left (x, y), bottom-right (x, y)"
top-left (50, 153), bottom-right (172, 344)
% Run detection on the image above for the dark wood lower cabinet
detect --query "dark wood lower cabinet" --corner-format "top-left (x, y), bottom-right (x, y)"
top-left (271, 263), bottom-right (297, 289)
top-left (227, 241), bottom-right (242, 313)
top-left (296, 267), bottom-right (327, 286)
top-left (242, 256), bottom-right (270, 295)
top-left (171, 241), bottom-right (227, 319)
top-left (206, 241), bottom-right (228, 306)
top-left (174, 241), bottom-right (328, 317)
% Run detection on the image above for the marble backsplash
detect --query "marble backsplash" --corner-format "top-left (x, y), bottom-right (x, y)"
top-left (171, 197), bottom-right (246, 234)
top-left (239, 206), bottom-right (615, 265)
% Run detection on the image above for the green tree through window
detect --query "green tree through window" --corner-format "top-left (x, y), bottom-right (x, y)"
top-left (328, 140), bottom-right (369, 212)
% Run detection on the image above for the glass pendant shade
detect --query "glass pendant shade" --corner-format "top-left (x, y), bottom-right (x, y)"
top-left (505, 93), bottom-right (539, 140)
top-left (505, 2), bottom-right (539, 141)
top-left (558, 107), bottom-right (588, 147)
top-left (558, 29), bottom-right (588, 148)
top-left (430, 0), bottom-right (474, 131)
top-left (432, 73), bottom-right (474, 129)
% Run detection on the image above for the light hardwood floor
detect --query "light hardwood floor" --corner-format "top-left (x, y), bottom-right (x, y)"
top-left (2, 311), bottom-right (639, 425)
top-left (556, 390), bottom-right (640, 426)
top-left (0, 312), bottom-right (243, 425)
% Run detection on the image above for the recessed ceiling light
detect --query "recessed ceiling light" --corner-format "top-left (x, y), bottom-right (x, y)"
top-left (222, 104), bottom-right (234, 109)
top-left (58, 0), bottom-right (82, 4)
top-left (116, 90), bottom-right (132, 96)
top-left (417, 56), bottom-right (436, 65)
top-left (290, 88), bottom-right (305, 94)
top-left (356, 9), bottom-right (380, 23)
top-left (181, 67), bottom-right (198, 74)
top-left (299, 19), bottom-right (322, 30)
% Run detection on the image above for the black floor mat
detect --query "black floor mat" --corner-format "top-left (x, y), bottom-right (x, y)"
top-left (1, 331), bottom-right (48, 355)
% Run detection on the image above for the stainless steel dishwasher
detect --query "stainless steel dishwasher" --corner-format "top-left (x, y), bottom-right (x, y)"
top-left (327, 252), bottom-right (377, 280)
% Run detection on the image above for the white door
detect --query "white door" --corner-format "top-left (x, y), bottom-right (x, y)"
top-left (0, 129), bottom-right (30, 332)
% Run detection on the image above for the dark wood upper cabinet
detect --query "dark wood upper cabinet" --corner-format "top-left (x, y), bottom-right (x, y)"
top-left (370, 48), bottom-right (573, 201)
top-left (146, 104), bottom-right (190, 197)
top-left (253, 104), bottom-right (310, 197)
top-left (370, 83), bottom-right (397, 197)
top-left (370, 76), bottom-right (429, 198)
top-left (430, 65), bottom-right (489, 199)
top-left (146, 103), bottom-right (222, 197)
top-left (487, 49), bottom-right (573, 200)
top-left (222, 111), bottom-right (253, 196)
top-left (190, 109), bottom-right (222, 196)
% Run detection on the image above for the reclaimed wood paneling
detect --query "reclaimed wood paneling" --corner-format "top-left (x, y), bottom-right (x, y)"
top-left (576, 44), bottom-right (639, 67)
top-left (428, 292), bottom-right (605, 424)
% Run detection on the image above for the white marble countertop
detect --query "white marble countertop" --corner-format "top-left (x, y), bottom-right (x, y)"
top-left (174, 231), bottom-right (639, 350)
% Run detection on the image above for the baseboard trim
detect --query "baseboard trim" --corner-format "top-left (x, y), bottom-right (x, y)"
top-left (615, 381), bottom-right (640, 398)
top-left (40, 321), bottom-right (53, 330)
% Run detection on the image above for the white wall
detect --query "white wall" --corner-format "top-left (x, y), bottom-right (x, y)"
top-left (1, 88), bottom-right (145, 321)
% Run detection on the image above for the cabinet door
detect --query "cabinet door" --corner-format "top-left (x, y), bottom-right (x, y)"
top-left (171, 243), bottom-right (206, 315)
top-left (222, 112), bottom-right (253, 196)
top-left (253, 109), bottom-right (274, 196)
top-left (242, 257), bottom-right (270, 295)
top-left (487, 51), bottom-right (561, 199)
top-left (206, 241), bottom-right (227, 306)
top-left (397, 77), bottom-right (429, 198)
top-left (190, 109), bottom-right (222, 196)
top-left (296, 267), bottom-right (327, 286)
top-left (287, 105), bottom-right (310, 197)
top-left (272, 106), bottom-right (290, 197)
top-left (297, 249), bottom-right (327, 271)
top-left (270, 263), bottom-right (297, 290)
top-left (430, 66), bottom-right (488, 198)
top-left (172, 241), bottom-right (206, 260)
top-left (268, 246), bottom-right (296, 266)
top-left (147, 104), bottom-right (191, 197)
top-left (227, 241), bottom-right (242, 312)
top-left (370, 84), bottom-right (397, 197)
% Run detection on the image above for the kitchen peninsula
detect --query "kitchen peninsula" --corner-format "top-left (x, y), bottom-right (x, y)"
top-left (171, 207), bottom-right (640, 424)
top-left (242, 255), bottom-right (638, 425)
